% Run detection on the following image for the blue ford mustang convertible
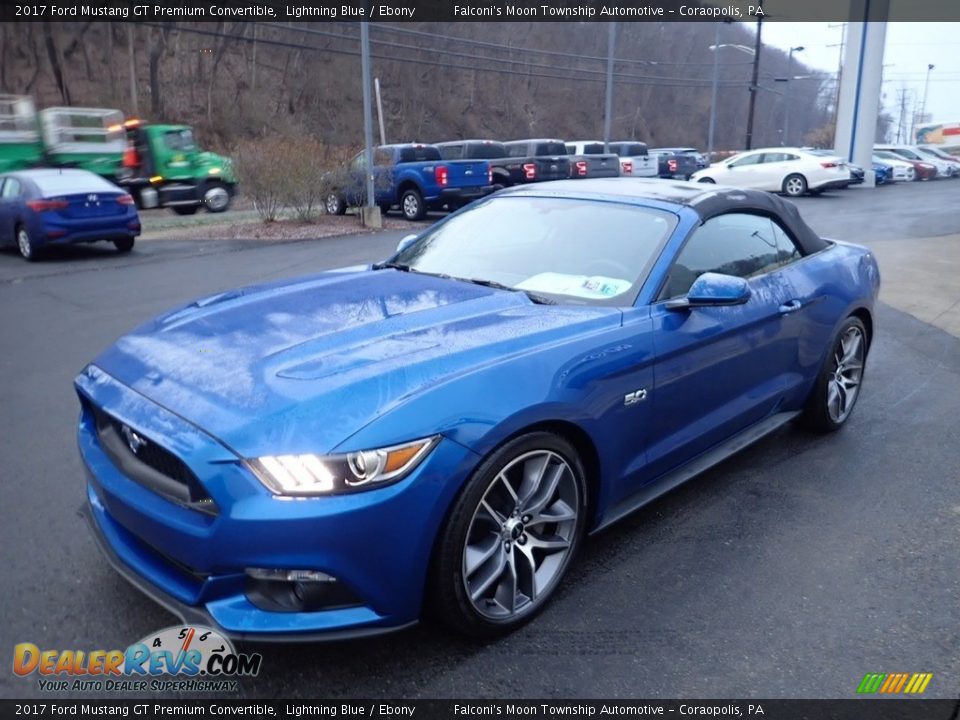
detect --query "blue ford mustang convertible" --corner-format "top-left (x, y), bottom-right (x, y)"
top-left (76, 178), bottom-right (880, 640)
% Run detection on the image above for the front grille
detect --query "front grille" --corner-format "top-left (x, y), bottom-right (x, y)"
top-left (91, 406), bottom-right (218, 516)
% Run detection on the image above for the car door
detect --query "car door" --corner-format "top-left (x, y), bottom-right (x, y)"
top-left (722, 152), bottom-right (764, 188)
top-left (0, 177), bottom-right (23, 245)
top-left (643, 212), bottom-right (803, 480)
top-left (753, 152), bottom-right (787, 190)
top-left (0, 178), bottom-right (9, 244)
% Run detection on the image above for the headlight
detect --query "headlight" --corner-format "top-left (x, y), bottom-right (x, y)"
top-left (245, 436), bottom-right (439, 496)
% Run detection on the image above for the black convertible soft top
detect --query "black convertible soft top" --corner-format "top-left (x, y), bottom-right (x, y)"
top-left (503, 178), bottom-right (831, 256)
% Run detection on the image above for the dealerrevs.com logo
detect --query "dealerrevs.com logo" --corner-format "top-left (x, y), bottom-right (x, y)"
top-left (14, 625), bottom-right (262, 693)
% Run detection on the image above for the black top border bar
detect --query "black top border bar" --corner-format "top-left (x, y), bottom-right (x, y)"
top-left (2, 699), bottom-right (960, 719)
top-left (2, 0), bottom-right (960, 22)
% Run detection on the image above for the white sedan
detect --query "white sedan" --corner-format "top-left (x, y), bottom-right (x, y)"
top-left (690, 148), bottom-right (851, 197)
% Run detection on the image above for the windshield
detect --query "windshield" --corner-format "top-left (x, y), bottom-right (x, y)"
top-left (392, 196), bottom-right (677, 306)
top-left (163, 129), bottom-right (196, 152)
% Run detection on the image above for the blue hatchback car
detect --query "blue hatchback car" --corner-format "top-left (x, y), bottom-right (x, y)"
top-left (76, 179), bottom-right (880, 640)
top-left (0, 168), bottom-right (140, 261)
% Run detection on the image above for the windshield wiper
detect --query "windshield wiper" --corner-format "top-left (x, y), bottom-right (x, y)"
top-left (372, 261), bottom-right (412, 271)
top-left (459, 277), bottom-right (558, 305)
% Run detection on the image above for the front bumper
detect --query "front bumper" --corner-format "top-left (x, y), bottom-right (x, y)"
top-left (76, 365), bottom-right (478, 640)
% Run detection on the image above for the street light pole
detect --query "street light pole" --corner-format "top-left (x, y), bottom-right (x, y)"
top-left (744, 0), bottom-right (763, 150)
top-left (707, 22), bottom-right (722, 162)
top-left (360, 22), bottom-right (377, 225)
top-left (782, 46), bottom-right (804, 146)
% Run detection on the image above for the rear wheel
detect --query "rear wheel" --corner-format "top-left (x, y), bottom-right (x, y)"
top-left (171, 205), bottom-right (199, 216)
top-left (782, 174), bottom-right (808, 197)
top-left (400, 187), bottom-right (426, 221)
top-left (113, 236), bottom-right (135, 253)
top-left (432, 432), bottom-right (587, 638)
top-left (697, 177), bottom-right (716, 184)
top-left (379, 203), bottom-right (392, 217)
top-left (16, 225), bottom-right (37, 261)
top-left (905, 166), bottom-right (917, 182)
top-left (800, 316), bottom-right (868, 433)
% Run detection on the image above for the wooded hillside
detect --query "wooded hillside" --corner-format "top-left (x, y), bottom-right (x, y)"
top-left (0, 21), bottom-right (842, 153)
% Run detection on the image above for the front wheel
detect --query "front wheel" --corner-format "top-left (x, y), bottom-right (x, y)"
top-left (202, 182), bottom-right (231, 213)
top-left (782, 174), bottom-right (808, 197)
top-left (697, 177), bottom-right (716, 184)
top-left (905, 166), bottom-right (917, 182)
top-left (431, 432), bottom-right (587, 638)
top-left (799, 316), bottom-right (868, 433)
top-left (171, 205), bottom-right (199, 216)
top-left (325, 193), bottom-right (346, 216)
top-left (400, 188), bottom-right (426, 221)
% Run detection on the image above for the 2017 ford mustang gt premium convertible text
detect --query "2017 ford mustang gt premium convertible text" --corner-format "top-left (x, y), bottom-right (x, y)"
top-left (76, 179), bottom-right (880, 640)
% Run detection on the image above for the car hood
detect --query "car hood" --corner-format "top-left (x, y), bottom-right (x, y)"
top-left (91, 269), bottom-right (620, 458)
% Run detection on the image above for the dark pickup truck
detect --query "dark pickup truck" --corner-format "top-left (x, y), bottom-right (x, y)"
top-left (325, 144), bottom-right (494, 221)
top-left (501, 139), bottom-right (572, 185)
top-left (648, 147), bottom-right (702, 179)
top-left (564, 141), bottom-right (622, 179)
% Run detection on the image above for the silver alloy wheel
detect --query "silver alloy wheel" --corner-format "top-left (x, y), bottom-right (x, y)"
top-left (906, 166), bottom-right (916, 182)
top-left (325, 193), bottom-right (341, 215)
top-left (784, 176), bottom-right (805, 196)
top-left (17, 227), bottom-right (32, 259)
top-left (462, 450), bottom-right (580, 620)
top-left (827, 325), bottom-right (865, 424)
top-left (204, 185), bottom-right (230, 212)
top-left (402, 192), bottom-right (420, 219)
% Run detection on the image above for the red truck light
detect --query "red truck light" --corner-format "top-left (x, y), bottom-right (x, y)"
top-left (435, 165), bottom-right (448, 187)
top-left (623, 161), bottom-right (633, 174)
top-left (575, 160), bottom-right (588, 177)
top-left (522, 163), bottom-right (537, 180)
top-left (27, 199), bottom-right (69, 212)
top-left (668, 159), bottom-right (678, 173)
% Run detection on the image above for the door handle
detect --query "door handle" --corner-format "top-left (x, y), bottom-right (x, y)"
top-left (778, 299), bottom-right (803, 315)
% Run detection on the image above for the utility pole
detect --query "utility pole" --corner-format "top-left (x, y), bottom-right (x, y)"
top-left (707, 22), bottom-right (722, 161)
top-left (603, 22), bottom-right (616, 153)
top-left (744, 0), bottom-right (763, 150)
top-left (916, 63), bottom-right (935, 141)
top-left (895, 87), bottom-right (909, 143)
top-left (360, 22), bottom-right (379, 227)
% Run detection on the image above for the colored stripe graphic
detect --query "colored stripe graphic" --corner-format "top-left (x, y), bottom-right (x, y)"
top-left (857, 673), bottom-right (932, 694)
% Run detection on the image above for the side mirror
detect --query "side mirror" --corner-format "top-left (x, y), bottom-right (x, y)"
top-left (665, 272), bottom-right (751, 310)
top-left (396, 234), bottom-right (418, 253)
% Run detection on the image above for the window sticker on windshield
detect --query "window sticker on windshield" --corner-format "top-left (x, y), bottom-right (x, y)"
top-left (516, 273), bottom-right (632, 299)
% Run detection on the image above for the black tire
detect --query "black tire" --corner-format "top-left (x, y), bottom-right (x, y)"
top-left (379, 203), bottom-right (392, 216)
top-left (697, 177), bottom-right (716, 184)
top-left (16, 224), bottom-right (38, 262)
top-left (400, 187), bottom-right (426, 221)
top-left (202, 181), bottom-right (232, 213)
top-left (431, 431), bottom-right (588, 639)
top-left (325, 192), bottom-right (346, 216)
top-left (113, 236), bottom-right (135, 253)
top-left (799, 316), bottom-right (869, 433)
top-left (782, 173), bottom-right (808, 197)
top-left (171, 205), bottom-right (199, 216)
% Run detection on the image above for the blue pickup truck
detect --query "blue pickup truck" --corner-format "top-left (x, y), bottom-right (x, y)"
top-left (324, 144), bottom-right (494, 221)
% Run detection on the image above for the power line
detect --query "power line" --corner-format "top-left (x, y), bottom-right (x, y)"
top-left (150, 23), bottom-right (750, 90)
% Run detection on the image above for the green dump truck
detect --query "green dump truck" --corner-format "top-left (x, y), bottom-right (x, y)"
top-left (0, 95), bottom-right (236, 214)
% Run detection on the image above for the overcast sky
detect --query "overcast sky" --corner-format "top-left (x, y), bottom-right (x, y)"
top-left (760, 22), bottom-right (960, 127)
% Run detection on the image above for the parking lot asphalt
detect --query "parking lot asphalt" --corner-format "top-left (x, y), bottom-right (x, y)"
top-left (1, 180), bottom-right (959, 700)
